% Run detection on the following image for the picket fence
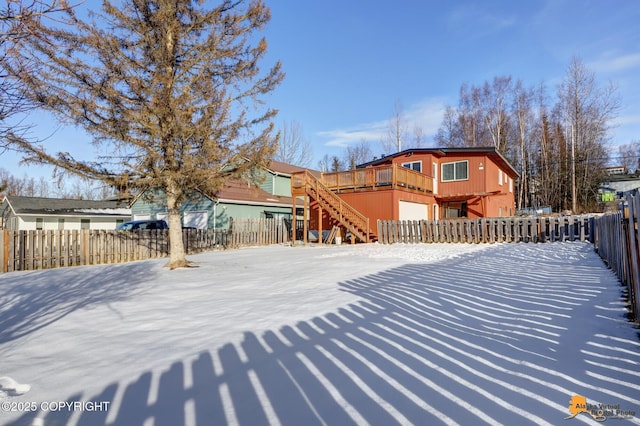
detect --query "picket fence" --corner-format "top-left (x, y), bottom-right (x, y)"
top-left (0, 218), bottom-right (290, 273)
top-left (595, 195), bottom-right (640, 322)
top-left (377, 215), bottom-right (595, 245)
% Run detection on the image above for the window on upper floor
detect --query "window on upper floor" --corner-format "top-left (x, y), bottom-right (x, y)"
top-left (499, 170), bottom-right (503, 185)
top-left (441, 160), bottom-right (468, 182)
top-left (401, 160), bottom-right (422, 173)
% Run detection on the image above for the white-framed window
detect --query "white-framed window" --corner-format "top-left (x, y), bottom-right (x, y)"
top-left (498, 170), bottom-right (503, 186)
top-left (401, 160), bottom-right (422, 173)
top-left (441, 160), bottom-right (468, 182)
top-left (509, 176), bottom-right (513, 193)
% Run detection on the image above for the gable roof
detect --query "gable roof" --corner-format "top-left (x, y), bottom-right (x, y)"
top-left (1, 196), bottom-right (131, 217)
top-left (128, 159), bottom-right (313, 208)
top-left (267, 160), bottom-right (321, 177)
top-left (358, 146), bottom-right (520, 178)
top-left (215, 179), bottom-right (293, 207)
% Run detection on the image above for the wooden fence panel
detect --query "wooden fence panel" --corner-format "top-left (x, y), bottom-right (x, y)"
top-left (376, 215), bottom-right (595, 246)
top-left (0, 218), bottom-right (290, 273)
top-left (625, 195), bottom-right (640, 321)
top-left (594, 194), bottom-right (639, 323)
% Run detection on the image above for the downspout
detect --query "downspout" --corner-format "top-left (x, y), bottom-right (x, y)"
top-left (213, 199), bottom-right (219, 232)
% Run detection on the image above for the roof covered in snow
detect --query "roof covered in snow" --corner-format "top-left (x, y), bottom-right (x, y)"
top-left (1, 195), bottom-right (132, 217)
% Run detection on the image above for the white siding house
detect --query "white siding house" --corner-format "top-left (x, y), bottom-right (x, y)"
top-left (0, 196), bottom-right (131, 231)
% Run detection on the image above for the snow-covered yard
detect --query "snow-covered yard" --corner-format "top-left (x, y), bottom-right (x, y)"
top-left (1, 242), bottom-right (639, 425)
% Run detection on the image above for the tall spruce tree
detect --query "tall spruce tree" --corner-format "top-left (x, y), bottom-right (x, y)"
top-left (1, 1), bottom-right (69, 152)
top-left (1, 0), bottom-right (284, 268)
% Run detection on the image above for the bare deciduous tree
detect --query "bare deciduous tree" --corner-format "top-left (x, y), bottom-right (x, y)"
top-left (436, 59), bottom-right (619, 213)
top-left (343, 140), bottom-right (373, 169)
top-left (481, 76), bottom-right (513, 153)
top-left (1, 0), bottom-right (284, 268)
top-left (557, 57), bottom-right (619, 212)
top-left (434, 106), bottom-right (461, 147)
top-left (617, 141), bottom-right (640, 173)
top-left (411, 125), bottom-right (427, 148)
top-left (274, 120), bottom-right (313, 167)
top-left (512, 80), bottom-right (535, 209)
top-left (381, 100), bottom-right (408, 154)
top-left (0, 166), bottom-right (116, 199)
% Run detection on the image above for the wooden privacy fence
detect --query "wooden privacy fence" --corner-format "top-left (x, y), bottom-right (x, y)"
top-left (595, 194), bottom-right (640, 322)
top-left (377, 215), bottom-right (595, 245)
top-left (0, 218), bottom-right (290, 273)
top-left (227, 217), bottom-right (290, 247)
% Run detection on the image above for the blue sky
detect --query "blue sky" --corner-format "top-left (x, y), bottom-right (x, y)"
top-left (3, 0), bottom-right (640, 178)
top-left (263, 0), bottom-right (640, 162)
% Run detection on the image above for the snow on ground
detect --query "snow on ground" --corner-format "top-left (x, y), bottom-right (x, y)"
top-left (0, 242), bottom-right (638, 425)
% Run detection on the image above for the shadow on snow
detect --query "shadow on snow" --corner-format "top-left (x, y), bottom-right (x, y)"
top-left (0, 262), bottom-right (155, 344)
top-left (8, 243), bottom-right (640, 425)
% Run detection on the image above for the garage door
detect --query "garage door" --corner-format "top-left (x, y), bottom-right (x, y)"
top-left (399, 201), bottom-right (428, 221)
top-left (183, 211), bottom-right (208, 229)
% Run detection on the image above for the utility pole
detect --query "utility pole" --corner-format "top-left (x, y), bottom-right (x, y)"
top-left (571, 123), bottom-right (577, 213)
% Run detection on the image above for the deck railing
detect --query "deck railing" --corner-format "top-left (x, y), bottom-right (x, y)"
top-left (320, 164), bottom-right (433, 194)
top-left (291, 170), bottom-right (370, 243)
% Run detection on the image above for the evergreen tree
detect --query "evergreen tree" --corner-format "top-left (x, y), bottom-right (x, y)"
top-left (1, 0), bottom-right (284, 268)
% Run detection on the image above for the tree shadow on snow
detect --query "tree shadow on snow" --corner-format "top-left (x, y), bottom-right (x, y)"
top-left (0, 262), bottom-right (156, 344)
top-left (7, 243), bottom-right (640, 426)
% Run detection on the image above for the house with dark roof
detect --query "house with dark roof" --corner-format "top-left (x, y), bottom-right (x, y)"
top-left (291, 147), bottom-right (520, 242)
top-left (599, 173), bottom-right (640, 201)
top-left (130, 160), bottom-right (317, 230)
top-left (0, 196), bottom-right (132, 231)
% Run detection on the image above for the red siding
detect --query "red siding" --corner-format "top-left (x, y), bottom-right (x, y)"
top-left (339, 191), bottom-right (395, 236)
top-left (341, 191), bottom-right (435, 234)
top-left (389, 153), bottom-right (435, 176)
top-left (308, 190), bottom-right (436, 236)
top-left (438, 156), bottom-right (485, 195)
top-left (306, 149), bottom-right (518, 239)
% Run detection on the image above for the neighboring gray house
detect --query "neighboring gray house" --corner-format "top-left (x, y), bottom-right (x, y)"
top-left (0, 195), bottom-right (132, 231)
top-left (130, 160), bottom-right (314, 229)
top-left (600, 174), bottom-right (640, 200)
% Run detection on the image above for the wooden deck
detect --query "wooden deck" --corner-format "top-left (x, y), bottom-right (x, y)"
top-left (320, 164), bottom-right (433, 194)
top-left (291, 170), bottom-right (370, 243)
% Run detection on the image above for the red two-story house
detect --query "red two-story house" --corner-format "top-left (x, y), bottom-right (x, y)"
top-left (291, 147), bottom-right (519, 243)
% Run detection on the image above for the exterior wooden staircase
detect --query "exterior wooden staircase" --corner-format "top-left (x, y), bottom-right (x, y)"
top-left (291, 171), bottom-right (370, 243)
